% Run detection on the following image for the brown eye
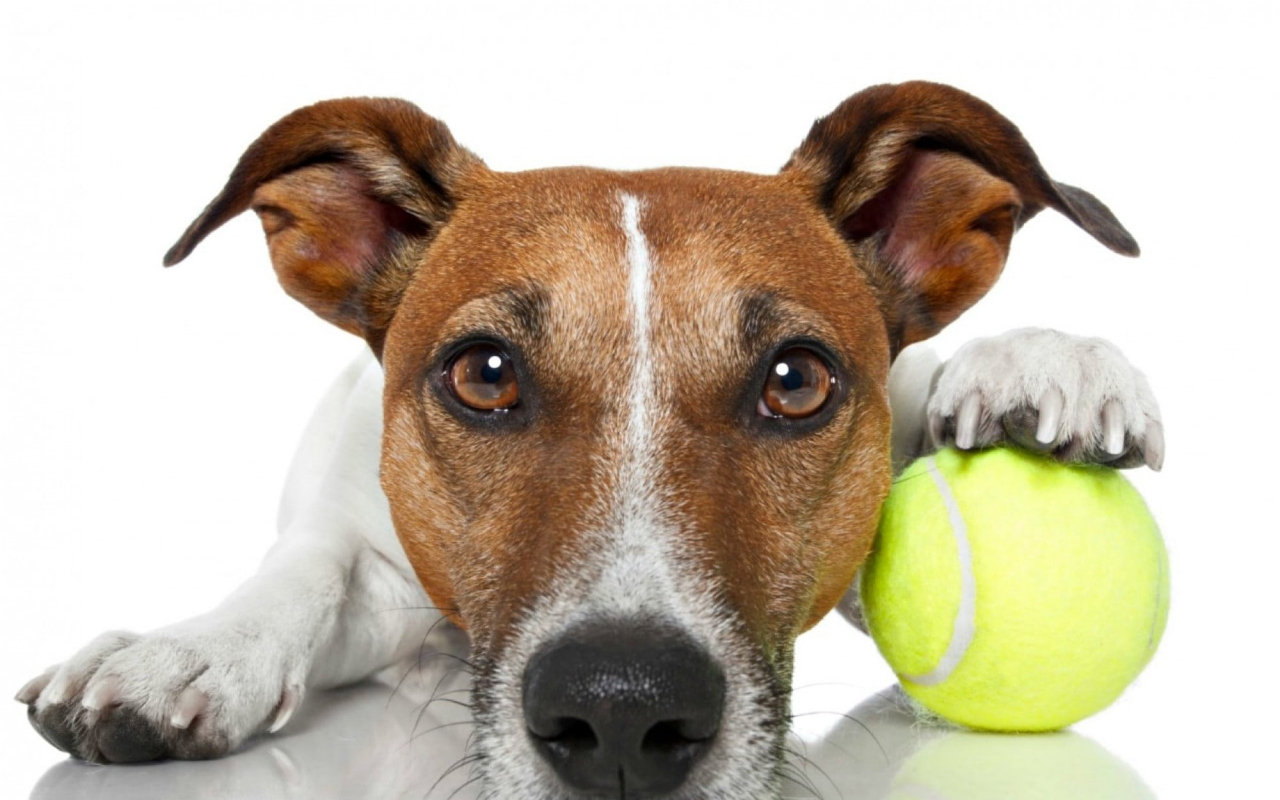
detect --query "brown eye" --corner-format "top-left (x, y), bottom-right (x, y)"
top-left (447, 344), bottom-right (520, 411)
top-left (759, 348), bottom-right (834, 419)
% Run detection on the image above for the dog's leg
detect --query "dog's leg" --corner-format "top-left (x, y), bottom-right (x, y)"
top-left (923, 327), bottom-right (1164, 469)
top-left (17, 352), bottom-right (440, 763)
top-left (841, 328), bottom-right (1165, 632)
top-left (886, 329), bottom-right (1165, 471)
top-left (886, 343), bottom-right (947, 473)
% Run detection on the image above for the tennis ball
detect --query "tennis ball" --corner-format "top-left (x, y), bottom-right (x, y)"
top-left (886, 731), bottom-right (1157, 800)
top-left (861, 447), bottom-right (1169, 732)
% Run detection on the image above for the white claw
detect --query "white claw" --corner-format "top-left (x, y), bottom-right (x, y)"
top-left (1143, 418), bottom-right (1165, 471)
top-left (954, 393), bottom-right (982, 450)
top-left (170, 685), bottom-right (208, 729)
top-left (269, 686), bottom-right (302, 734)
top-left (81, 675), bottom-right (122, 711)
top-left (928, 411), bottom-right (946, 449)
top-left (42, 677), bottom-right (70, 707)
top-left (15, 669), bottom-right (55, 705)
top-left (1102, 399), bottom-right (1126, 455)
top-left (1036, 388), bottom-right (1064, 445)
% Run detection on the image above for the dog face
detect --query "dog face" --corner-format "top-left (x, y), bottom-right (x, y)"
top-left (167, 83), bottom-right (1135, 798)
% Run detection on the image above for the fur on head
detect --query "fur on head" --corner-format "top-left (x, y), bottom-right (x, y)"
top-left (168, 81), bottom-right (1136, 797)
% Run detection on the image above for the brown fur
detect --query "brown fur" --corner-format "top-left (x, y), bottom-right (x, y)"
top-left (373, 167), bottom-right (895, 653)
top-left (784, 81), bottom-right (1138, 353)
top-left (167, 82), bottom-right (1136, 671)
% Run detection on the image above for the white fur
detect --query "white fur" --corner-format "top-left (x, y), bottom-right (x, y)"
top-left (887, 343), bottom-right (944, 471)
top-left (23, 317), bottom-right (1162, 790)
top-left (928, 328), bottom-right (1163, 464)
top-left (839, 328), bottom-right (1165, 634)
top-left (613, 192), bottom-right (673, 611)
top-left (475, 194), bottom-right (781, 798)
top-left (27, 351), bottom-right (444, 758)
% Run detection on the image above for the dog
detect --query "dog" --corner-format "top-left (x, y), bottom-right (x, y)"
top-left (17, 81), bottom-right (1163, 799)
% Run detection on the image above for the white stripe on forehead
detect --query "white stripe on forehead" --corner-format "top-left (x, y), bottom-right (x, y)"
top-left (602, 192), bottom-right (673, 614)
top-left (621, 193), bottom-right (656, 491)
top-left (481, 196), bottom-right (777, 797)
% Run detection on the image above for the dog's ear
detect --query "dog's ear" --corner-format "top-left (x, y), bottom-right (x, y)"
top-left (165, 98), bottom-right (482, 354)
top-left (783, 81), bottom-right (1138, 352)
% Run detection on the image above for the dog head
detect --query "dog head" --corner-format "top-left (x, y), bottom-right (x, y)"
top-left (167, 82), bottom-right (1135, 798)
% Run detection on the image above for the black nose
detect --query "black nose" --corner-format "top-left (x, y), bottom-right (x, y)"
top-left (522, 622), bottom-right (726, 797)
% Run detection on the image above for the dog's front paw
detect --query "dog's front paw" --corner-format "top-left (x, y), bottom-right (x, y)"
top-left (928, 328), bottom-right (1164, 469)
top-left (16, 624), bottom-right (302, 763)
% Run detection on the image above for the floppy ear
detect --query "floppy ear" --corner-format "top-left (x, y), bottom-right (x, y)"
top-left (165, 98), bottom-right (483, 354)
top-left (783, 81), bottom-right (1138, 352)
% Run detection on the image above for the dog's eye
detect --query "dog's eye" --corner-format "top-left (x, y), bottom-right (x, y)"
top-left (758, 348), bottom-right (834, 419)
top-left (447, 344), bottom-right (520, 411)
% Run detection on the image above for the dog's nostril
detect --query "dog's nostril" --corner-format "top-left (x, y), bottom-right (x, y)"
top-left (641, 718), bottom-right (712, 753)
top-left (540, 717), bottom-right (598, 751)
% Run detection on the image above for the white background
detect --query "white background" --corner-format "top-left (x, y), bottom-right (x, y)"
top-left (1, 1), bottom-right (1275, 797)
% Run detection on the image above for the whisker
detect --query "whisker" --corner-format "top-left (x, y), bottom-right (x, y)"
top-left (783, 743), bottom-right (845, 800)
top-left (389, 613), bottom-right (455, 707)
top-left (377, 604), bottom-right (460, 614)
top-left (409, 718), bottom-right (477, 743)
top-left (777, 754), bottom-right (825, 799)
top-left (790, 710), bottom-right (888, 763)
top-left (411, 665), bottom-right (473, 740)
top-left (388, 661), bottom-right (419, 708)
top-left (419, 650), bottom-right (477, 672)
top-left (892, 468), bottom-right (937, 486)
top-left (427, 696), bottom-right (475, 712)
top-left (415, 614), bottom-right (461, 670)
top-left (444, 772), bottom-right (485, 800)
top-left (391, 653), bottom-right (477, 712)
top-left (425, 752), bottom-right (485, 800)
top-left (432, 687), bottom-right (474, 699)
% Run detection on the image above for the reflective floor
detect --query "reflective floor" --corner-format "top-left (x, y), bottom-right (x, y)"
top-left (25, 627), bottom-right (1156, 800)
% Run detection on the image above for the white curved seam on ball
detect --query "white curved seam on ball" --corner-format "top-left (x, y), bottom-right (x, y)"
top-left (902, 456), bottom-right (977, 687)
top-left (1148, 540), bottom-right (1164, 651)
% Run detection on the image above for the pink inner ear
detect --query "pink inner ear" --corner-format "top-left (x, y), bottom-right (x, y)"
top-left (255, 165), bottom-right (426, 277)
top-left (250, 164), bottom-right (428, 334)
top-left (843, 150), bottom-right (1021, 287)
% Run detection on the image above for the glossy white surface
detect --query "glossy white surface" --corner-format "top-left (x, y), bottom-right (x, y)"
top-left (21, 619), bottom-right (1158, 800)
top-left (3, 1), bottom-right (1275, 798)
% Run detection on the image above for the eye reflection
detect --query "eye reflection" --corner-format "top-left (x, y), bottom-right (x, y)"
top-left (447, 345), bottom-right (520, 411)
top-left (775, 361), bottom-right (806, 390)
top-left (759, 348), bottom-right (834, 419)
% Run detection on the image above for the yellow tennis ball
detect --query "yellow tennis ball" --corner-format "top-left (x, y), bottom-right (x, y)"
top-left (861, 447), bottom-right (1169, 732)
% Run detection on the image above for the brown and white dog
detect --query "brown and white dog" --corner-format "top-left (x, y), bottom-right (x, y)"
top-left (17, 82), bottom-right (1163, 799)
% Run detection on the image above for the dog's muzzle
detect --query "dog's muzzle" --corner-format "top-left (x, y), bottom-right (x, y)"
top-left (522, 621), bottom-right (726, 797)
